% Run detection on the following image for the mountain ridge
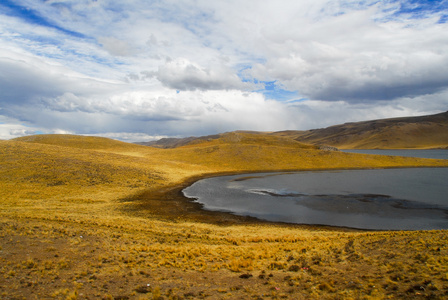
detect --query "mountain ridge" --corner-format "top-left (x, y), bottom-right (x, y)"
top-left (3, 118), bottom-right (448, 299)
top-left (143, 111), bottom-right (448, 149)
top-left (277, 110), bottom-right (448, 149)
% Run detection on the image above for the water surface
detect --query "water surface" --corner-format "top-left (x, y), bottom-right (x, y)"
top-left (183, 168), bottom-right (448, 230)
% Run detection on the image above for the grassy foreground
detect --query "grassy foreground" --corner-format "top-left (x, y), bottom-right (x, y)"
top-left (1, 133), bottom-right (448, 299)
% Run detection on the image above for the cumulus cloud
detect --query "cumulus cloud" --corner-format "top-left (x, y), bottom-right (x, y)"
top-left (157, 58), bottom-right (248, 91)
top-left (1, 0), bottom-right (447, 141)
top-left (0, 125), bottom-right (38, 140)
top-left (246, 4), bottom-right (448, 102)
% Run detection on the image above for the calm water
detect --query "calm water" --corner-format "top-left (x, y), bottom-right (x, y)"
top-left (341, 149), bottom-right (448, 159)
top-left (183, 168), bottom-right (448, 230)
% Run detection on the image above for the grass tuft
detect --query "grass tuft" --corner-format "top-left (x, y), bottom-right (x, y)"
top-left (1, 134), bottom-right (448, 298)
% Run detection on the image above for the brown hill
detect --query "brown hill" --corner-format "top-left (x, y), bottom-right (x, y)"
top-left (143, 111), bottom-right (448, 150)
top-left (136, 134), bottom-right (221, 148)
top-left (3, 134), bottom-right (448, 299)
top-left (273, 111), bottom-right (448, 149)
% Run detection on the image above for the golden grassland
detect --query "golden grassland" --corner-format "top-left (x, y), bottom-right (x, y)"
top-left (1, 133), bottom-right (448, 299)
top-left (273, 111), bottom-right (448, 150)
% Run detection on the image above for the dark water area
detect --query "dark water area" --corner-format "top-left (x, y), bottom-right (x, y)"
top-left (341, 149), bottom-right (448, 159)
top-left (183, 168), bottom-right (448, 230)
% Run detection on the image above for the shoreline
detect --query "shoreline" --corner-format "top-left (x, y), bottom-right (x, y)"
top-left (3, 136), bottom-right (448, 299)
top-left (123, 165), bottom-right (448, 232)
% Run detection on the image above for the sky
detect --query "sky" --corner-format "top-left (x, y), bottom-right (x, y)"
top-left (1, 0), bottom-right (448, 142)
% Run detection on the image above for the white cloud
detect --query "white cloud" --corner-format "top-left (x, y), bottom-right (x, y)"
top-left (0, 124), bottom-right (38, 140)
top-left (98, 37), bottom-right (133, 56)
top-left (246, 4), bottom-right (448, 102)
top-left (1, 0), bottom-right (447, 141)
top-left (84, 132), bottom-right (171, 143)
top-left (157, 58), bottom-right (249, 91)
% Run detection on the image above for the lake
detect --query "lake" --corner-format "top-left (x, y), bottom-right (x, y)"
top-left (183, 166), bottom-right (448, 230)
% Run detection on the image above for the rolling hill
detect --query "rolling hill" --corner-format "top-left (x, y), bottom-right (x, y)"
top-left (2, 128), bottom-right (448, 299)
top-left (272, 110), bottom-right (448, 149)
top-left (144, 111), bottom-right (448, 149)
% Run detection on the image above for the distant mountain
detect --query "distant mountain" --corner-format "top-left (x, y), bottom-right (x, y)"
top-left (141, 111), bottom-right (448, 149)
top-left (136, 134), bottom-right (221, 148)
top-left (271, 111), bottom-right (448, 149)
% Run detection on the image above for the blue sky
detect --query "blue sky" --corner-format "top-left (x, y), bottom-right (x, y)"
top-left (393, 0), bottom-right (448, 22)
top-left (0, 0), bottom-right (86, 38)
top-left (0, 0), bottom-right (447, 141)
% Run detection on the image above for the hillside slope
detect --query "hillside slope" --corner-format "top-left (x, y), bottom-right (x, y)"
top-left (3, 132), bottom-right (447, 208)
top-left (272, 111), bottom-right (448, 149)
top-left (2, 134), bottom-right (448, 299)
top-left (143, 111), bottom-right (448, 149)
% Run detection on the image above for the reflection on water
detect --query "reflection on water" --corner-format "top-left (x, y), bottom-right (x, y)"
top-left (248, 189), bottom-right (447, 218)
top-left (183, 168), bottom-right (448, 230)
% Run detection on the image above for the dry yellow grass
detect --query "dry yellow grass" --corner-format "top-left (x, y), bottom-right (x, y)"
top-left (275, 111), bottom-right (448, 149)
top-left (1, 133), bottom-right (448, 299)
